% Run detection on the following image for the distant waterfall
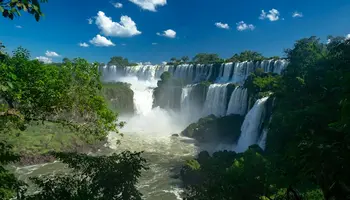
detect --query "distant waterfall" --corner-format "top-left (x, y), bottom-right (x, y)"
top-left (202, 84), bottom-right (229, 117)
top-left (235, 97), bottom-right (269, 152)
top-left (226, 87), bottom-right (248, 116)
top-left (217, 63), bottom-right (234, 83)
top-left (180, 85), bottom-right (200, 122)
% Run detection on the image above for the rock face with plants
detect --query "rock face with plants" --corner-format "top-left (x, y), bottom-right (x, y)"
top-left (153, 72), bottom-right (184, 110)
top-left (181, 114), bottom-right (244, 143)
top-left (102, 82), bottom-right (134, 115)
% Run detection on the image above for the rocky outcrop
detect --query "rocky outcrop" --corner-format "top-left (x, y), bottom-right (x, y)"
top-left (181, 114), bottom-right (244, 143)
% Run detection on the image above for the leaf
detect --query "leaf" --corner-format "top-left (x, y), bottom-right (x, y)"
top-left (35, 13), bottom-right (40, 21)
top-left (0, 6), bottom-right (4, 13)
top-left (7, 82), bottom-right (13, 89)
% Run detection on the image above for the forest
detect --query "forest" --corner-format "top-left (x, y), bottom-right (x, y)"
top-left (1, 1), bottom-right (350, 199)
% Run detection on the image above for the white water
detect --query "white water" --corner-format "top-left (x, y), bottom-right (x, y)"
top-left (235, 97), bottom-right (269, 152)
top-left (202, 84), bottom-right (229, 117)
top-left (217, 63), bottom-right (233, 83)
top-left (257, 129), bottom-right (268, 150)
top-left (226, 86), bottom-right (248, 116)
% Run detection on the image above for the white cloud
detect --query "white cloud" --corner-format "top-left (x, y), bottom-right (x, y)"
top-left (327, 39), bottom-right (331, 44)
top-left (15, 25), bottom-right (22, 29)
top-left (129, 0), bottom-right (166, 12)
top-left (292, 11), bottom-right (303, 18)
top-left (79, 42), bottom-right (89, 47)
top-left (45, 51), bottom-right (60, 57)
top-left (87, 18), bottom-right (93, 24)
top-left (152, 42), bottom-right (158, 45)
top-left (95, 11), bottom-right (141, 37)
top-left (36, 56), bottom-right (52, 64)
top-left (162, 61), bottom-right (167, 65)
top-left (144, 61), bottom-right (152, 65)
top-left (121, 43), bottom-right (127, 46)
top-left (215, 22), bottom-right (229, 29)
top-left (89, 34), bottom-right (115, 47)
top-left (112, 2), bottom-right (123, 8)
top-left (346, 34), bottom-right (350, 40)
top-left (236, 21), bottom-right (255, 31)
top-left (157, 29), bottom-right (176, 38)
top-left (259, 9), bottom-right (280, 21)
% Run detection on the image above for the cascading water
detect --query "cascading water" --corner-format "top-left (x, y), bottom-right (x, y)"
top-left (202, 84), bottom-right (229, 117)
top-left (226, 86), bottom-right (248, 116)
top-left (235, 97), bottom-right (269, 152)
top-left (217, 63), bottom-right (234, 83)
top-left (257, 129), bottom-right (268, 150)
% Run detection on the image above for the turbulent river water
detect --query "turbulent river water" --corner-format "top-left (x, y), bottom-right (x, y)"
top-left (15, 76), bottom-right (233, 200)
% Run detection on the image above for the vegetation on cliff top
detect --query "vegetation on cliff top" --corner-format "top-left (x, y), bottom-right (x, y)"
top-left (181, 36), bottom-right (350, 200)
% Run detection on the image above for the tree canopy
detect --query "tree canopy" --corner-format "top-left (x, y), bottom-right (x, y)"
top-left (0, 0), bottom-right (47, 21)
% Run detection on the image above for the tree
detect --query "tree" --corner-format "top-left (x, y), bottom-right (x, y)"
top-left (228, 51), bottom-right (266, 62)
top-left (181, 56), bottom-right (190, 63)
top-left (107, 56), bottom-right (133, 67)
top-left (0, 48), bottom-right (130, 199)
top-left (21, 151), bottom-right (147, 200)
top-left (0, 0), bottom-right (47, 21)
top-left (192, 53), bottom-right (223, 64)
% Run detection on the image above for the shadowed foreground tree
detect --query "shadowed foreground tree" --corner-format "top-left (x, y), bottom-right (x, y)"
top-left (0, 0), bottom-right (47, 21)
top-left (21, 152), bottom-right (147, 200)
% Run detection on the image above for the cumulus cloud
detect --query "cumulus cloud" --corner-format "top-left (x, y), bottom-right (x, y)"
top-left (15, 25), bottom-right (22, 28)
top-left (162, 61), bottom-right (167, 65)
top-left (259, 9), bottom-right (280, 21)
top-left (327, 39), bottom-right (331, 44)
top-left (152, 42), bottom-right (158, 45)
top-left (36, 56), bottom-right (52, 64)
top-left (89, 34), bottom-right (115, 47)
top-left (215, 22), bottom-right (229, 29)
top-left (45, 51), bottom-right (60, 57)
top-left (236, 21), bottom-right (255, 31)
top-left (346, 34), bottom-right (350, 40)
top-left (112, 2), bottom-right (123, 8)
top-left (292, 11), bottom-right (303, 18)
top-left (79, 42), bottom-right (89, 47)
top-left (157, 29), bottom-right (176, 38)
top-left (95, 11), bottom-right (141, 37)
top-left (129, 0), bottom-right (166, 12)
top-left (87, 18), bottom-right (93, 24)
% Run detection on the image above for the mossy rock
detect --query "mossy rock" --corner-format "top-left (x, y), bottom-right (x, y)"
top-left (102, 82), bottom-right (134, 114)
top-left (181, 114), bottom-right (244, 143)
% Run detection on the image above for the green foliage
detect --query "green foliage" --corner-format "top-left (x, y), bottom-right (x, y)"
top-left (228, 51), bottom-right (266, 62)
top-left (107, 56), bottom-right (136, 67)
top-left (181, 56), bottom-right (190, 63)
top-left (266, 36), bottom-right (350, 199)
top-left (0, 0), bottom-right (47, 21)
top-left (21, 151), bottom-right (148, 200)
top-left (244, 69), bottom-right (281, 100)
top-left (181, 114), bottom-right (244, 143)
top-left (0, 47), bottom-right (133, 199)
top-left (182, 147), bottom-right (278, 200)
top-left (102, 82), bottom-right (134, 114)
top-left (181, 36), bottom-right (350, 200)
top-left (192, 53), bottom-right (224, 64)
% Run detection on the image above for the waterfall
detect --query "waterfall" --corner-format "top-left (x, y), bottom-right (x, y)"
top-left (217, 63), bottom-right (234, 83)
top-left (235, 97), bottom-right (269, 152)
top-left (257, 129), bottom-right (268, 150)
top-left (226, 87), bottom-right (248, 116)
top-left (202, 84), bottom-right (228, 117)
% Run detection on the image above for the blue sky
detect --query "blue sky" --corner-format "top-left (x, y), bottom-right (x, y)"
top-left (1, 0), bottom-right (350, 64)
